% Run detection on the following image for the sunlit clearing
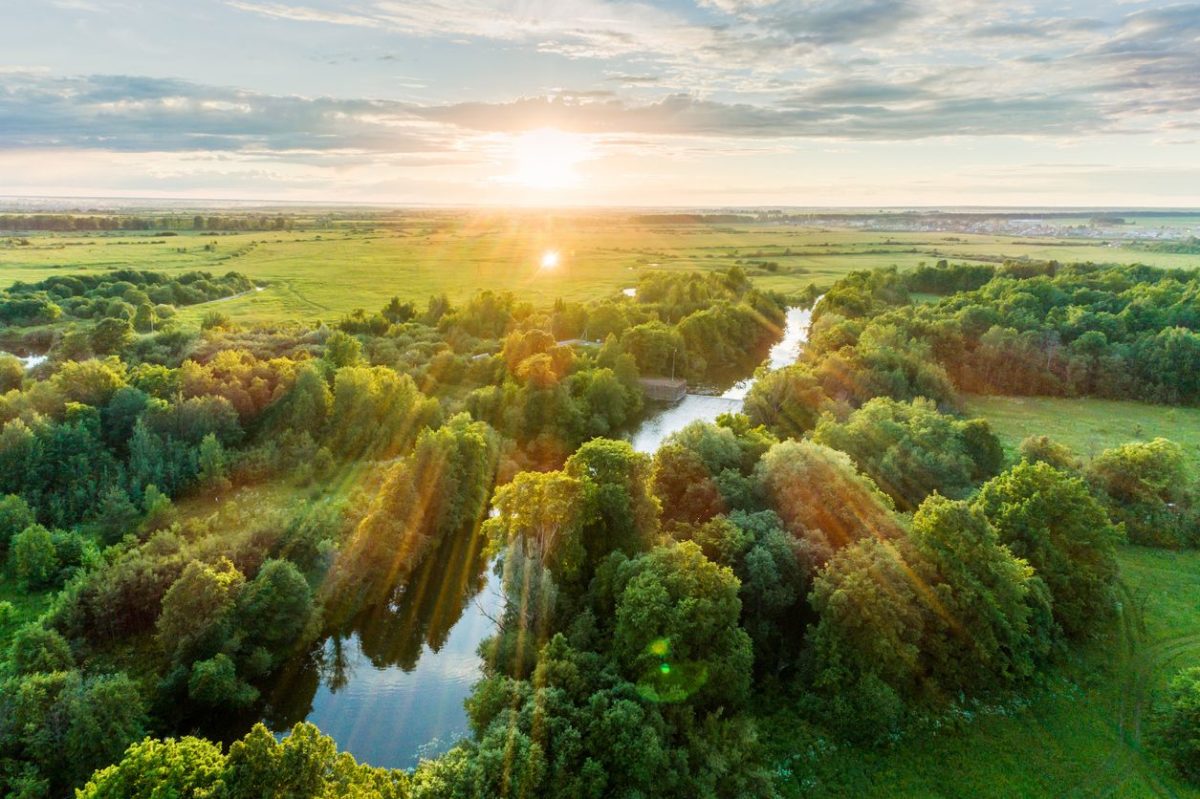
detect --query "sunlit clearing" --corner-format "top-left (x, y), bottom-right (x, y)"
top-left (540, 250), bottom-right (560, 269)
top-left (508, 128), bottom-right (591, 190)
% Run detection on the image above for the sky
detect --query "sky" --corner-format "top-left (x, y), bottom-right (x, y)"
top-left (1, 0), bottom-right (1199, 207)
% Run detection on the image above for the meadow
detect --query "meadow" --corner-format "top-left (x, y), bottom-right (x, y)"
top-left (964, 395), bottom-right (1200, 472)
top-left (4, 213), bottom-right (1196, 328)
top-left (766, 545), bottom-right (1200, 798)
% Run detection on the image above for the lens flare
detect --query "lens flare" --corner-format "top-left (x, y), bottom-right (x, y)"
top-left (540, 250), bottom-right (560, 269)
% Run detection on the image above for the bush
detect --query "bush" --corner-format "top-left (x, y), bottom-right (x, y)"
top-left (1156, 666), bottom-right (1200, 783)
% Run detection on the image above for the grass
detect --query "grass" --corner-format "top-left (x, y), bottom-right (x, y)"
top-left (0, 565), bottom-right (54, 641)
top-left (763, 546), bottom-right (1200, 798)
top-left (3, 216), bottom-right (1197, 328)
top-left (762, 393), bottom-right (1200, 797)
top-left (963, 394), bottom-right (1200, 472)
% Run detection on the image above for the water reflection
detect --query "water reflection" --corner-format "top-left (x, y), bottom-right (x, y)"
top-left (263, 529), bottom-right (502, 768)
top-left (266, 302), bottom-right (817, 768)
top-left (628, 304), bottom-right (815, 453)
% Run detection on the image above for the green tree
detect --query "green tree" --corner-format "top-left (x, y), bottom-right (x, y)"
top-left (76, 736), bottom-right (226, 799)
top-left (188, 653), bottom-right (258, 707)
top-left (0, 493), bottom-right (35, 554)
top-left (132, 302), bottom-right (157, 333)
top-left (10, 524), bottom-right (59, 588)
top-left (197, 433), bottom-right (231, 492)
top-left (743, 363), bottom-right (829, 439)
top-left (755, 439), bottom-right (901, 555)
top-left (236, 559), bottom-right (314, 664)
top-left (909, 495), bottom-right (1052, 693)
top-left (323, 330), bottom-right (363, 368)
top-left (486, 469), bottom-right (593, 584)
top-left (0, 354), bottom-right (24, 393)
top-left (812, 397), bottom-right (997, 510)
top-left (157, 557), bottom-right (245, 664)
top-left (564, 439), bottom-right (659, 573)
top-left (1156, 666), bottom-right (1200, 784)
top-left (9, 624), bottom-right (74, 675)
top-left (1019, 434), bottom-right (1081, 471)
top-left (94, 486), bottom-right (140, 545)
top-left (140, 484), bottom-right (176, 532)
top-left (975, 462), bottom-right (1121, 638)
top-left (89, 318), bottom-right (134, 354)
top-left (1087, 437), bottom-right (1195, 546)
top-left (608, 542), bottom-right (753, 711)
top-left (808, 537), bottom-right (924, 739)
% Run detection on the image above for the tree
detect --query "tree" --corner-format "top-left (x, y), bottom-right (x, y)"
top-left (652, 443), bottom-right (726, 525)
top-left (132, 302), bottom-right (157, 333)
top-left (81, 722), bottom-right (411, 799)
top-left (76, 736), bottom-right (226, 799)
top-left (678, 510), bottom-right (810, 672)
top-left (755, 439), bottom-right (901, 555)
top-left (1088, 437), bottom-right (1188, 505)
top-left (200, 310), bottom-right (230, 330)
top-left (807, 537), bottom-right (924, 739)
top-left (564, 439), bottom-right (659, 573)
top-left (743, 363), bottom-right (829, 439)
top-left (94, 486), bottom-right (140, 545)
top-left (236, 559), bottom-right (314, 664)
top-left (157, 557), bottom-right (245, 664)
top-left (89, 318), bottom-right (134, 354)
top-left (812, 397), bottom-right (997, 510)
top-left (608, 542), bottom-right (753, 711)
top-left (1156, 666), bottom-right (1200, 784)
top-left (197, 433), bottom-right (231, 492)
top-left (0, 494), bottom-right (34, 554)
top-left (9, 624), bottom-right (74, 675)
top-left (382, 296), bottom-right (415, 324)
top-left (0, 354), bottom-right (23, 393)
top-left (975, 462), bottom-right (1121, 638)
top-left (55, 358), bottom-right (127, 406)
top-left (188, 653), bottom-right (258, 708)
top-left (1087, 437), bottom-right (1195, 547)
top-left (10, 524), bottom-right (58, 588)
top-left (0, 670), bottom-right (147, 795)
top-left (485, 469), bottom-right (593, 584)
top-left (141, 484), bottom-right (176, 532)
top-left (909, 495), bottom-right (1052, 693)
top-left (323, 330), bottom-right (363, 368)
top-left (330, 416), bottom-right (499, 608)
top-left (1019, 435), bottom-right (1080, 471)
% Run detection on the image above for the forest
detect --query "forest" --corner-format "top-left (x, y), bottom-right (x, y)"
top-left (0, 256), bottom-right (1197, 798)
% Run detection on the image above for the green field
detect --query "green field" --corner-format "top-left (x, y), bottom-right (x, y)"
top-left (964, 394), bottom-right (1200, 472)
top-left (766, 545), bottom-right (1200, 798)
top-left (756, 391), bottom-right (1200, 796)
top-left (3, 215), bottom-right (1196, 327)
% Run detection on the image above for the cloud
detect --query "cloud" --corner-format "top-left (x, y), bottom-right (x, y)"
top-left (224, 1), bottom-right (383, 28)
top-left (0, 73), bottom-right (448, 154)
top-left (417, 91), bottom-right (1099, 140)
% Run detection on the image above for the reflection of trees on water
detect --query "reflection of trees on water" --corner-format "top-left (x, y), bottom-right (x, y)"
top-left (259, 527), bottom-right (492, 732)
top-left (349, 526), bottom-right (490, 671)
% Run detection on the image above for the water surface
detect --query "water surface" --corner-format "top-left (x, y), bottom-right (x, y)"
top-left (272, 302), bottom-right (816, 768)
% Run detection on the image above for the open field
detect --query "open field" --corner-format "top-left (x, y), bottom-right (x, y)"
top-left (764, 545), bottom-right (1200, 798)
top-left (964, 394), bottom-right (1200, 472)
top-left (3, 216), bottom-right (1198, 327)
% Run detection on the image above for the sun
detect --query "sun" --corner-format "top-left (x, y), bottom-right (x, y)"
top-left (540, 250), bottom-right (561, 269)
top-left (508, 128), bottom-right (591, 190)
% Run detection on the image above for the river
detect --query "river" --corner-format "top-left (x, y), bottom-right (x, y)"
top-left (268, 302), bottom-right (817, 768)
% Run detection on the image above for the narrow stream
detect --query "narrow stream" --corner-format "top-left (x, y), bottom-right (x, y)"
top-left (269, 302), bottom-right (817, 769)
